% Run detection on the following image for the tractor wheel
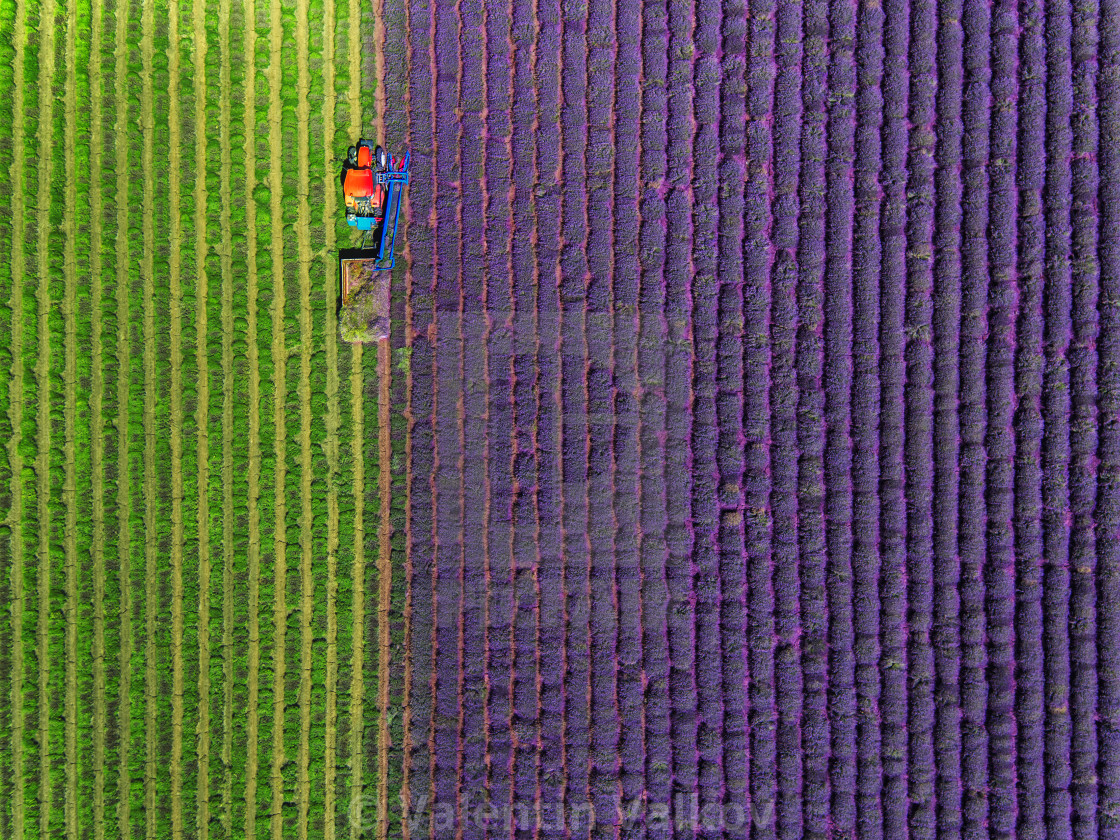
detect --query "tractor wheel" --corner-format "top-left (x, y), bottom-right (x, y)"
top-left (374, 145), bottom-right (387, 171)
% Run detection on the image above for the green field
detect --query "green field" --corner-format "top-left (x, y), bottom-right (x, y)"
top-left (0, 0), bottom-right (407, 837)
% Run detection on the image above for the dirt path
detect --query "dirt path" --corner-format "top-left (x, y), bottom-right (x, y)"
top-left (113, 0), bottom-right (134, 833)
top-left (6, 0), bottom-right (27, 833)
top-left (166, 2), bottom-right (186, 837)
top-left (63, 0), bottom-right (80, 834)
top-left (140, 0), bottom-right (159, 834)
top-left (33, 0), bottom-right (58, 831)
top-left (321, 0), bottom-right (341, 833)
top-left (192, 0), bottom-right (212, 832)
top-left (321, 0), bottom-right (344, 832)
top-left (89, 0), bottom-right (107, 836)
top-left (295, 0), bottom-right (314, 833)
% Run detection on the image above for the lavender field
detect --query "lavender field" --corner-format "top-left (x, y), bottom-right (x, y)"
top-left (378, 0), bottom-right (1120, 837)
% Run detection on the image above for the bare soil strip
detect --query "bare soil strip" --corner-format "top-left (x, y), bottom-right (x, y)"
top-left (377, 338), bottom-right (392, 840)
top-left (140, 0), bottom-right (160, 834)
top-left (63, 0), bottom-right (80, 834)
top-left (192, 0), bottom-right (212, 832)
top-left (266, 0), bottom-right (288, 831)
top-left (89, 0), bottom-right (108, 835)
top-left (167, 0), bottom-right (187, 833)
top-left (6, 0), bottom-right (27, 833)
top-left (321, 0), bottom-right (340, 832)
top-left (113, 0), bottom-right (134, 833)
top-left (219, 0), bottom-right (237, 831)
top-left (347, 1), bottom-right (367, 832)
top-left (295, 0), bottom-right (314, 832)
top-left (33, 0), bottom-right (58, 831)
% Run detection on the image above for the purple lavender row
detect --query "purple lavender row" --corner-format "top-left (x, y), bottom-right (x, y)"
top-left (611, 0), bottom-right (646, 824)
top-left (583, 0), bottom-right (622, 827)
top-left (714, 0), bottom-right (749, 832)
top-left (742, 1), bottom-right (776, 836)
top-left (404, 0), bottom-right (438, 819)
top-left (958, 0), bottom-right (992, 835)
top-left (431, 0), bottom-right (468, 820)
top-left (636, 0), bottom-right (673, 821)
top-left (878, 0), bottom-right (911, 835)
top-left (822, 0), bottom-right (857, 833)
top-left (510, 153), bottom-right (543, 840)
top-left (663, 0), bottom-right (698, 818)
top-left (558, 0), bottom-right (592, 820)
top-left (985, 2), bottom-right (1021, 834)
top-left (1012, 0), bottom-right (1047, 836)
top-left (1069, 2), bottom-right (1103, 834)
top-left (688, 0), bottom-right (724, 829)
top-left (1097, 4), bottom-right (1120, 835)
top-left (931, 0), bottom-right (964, 833)
top-left (850, 0), bottom-right (884, 834)
top-left (795, 0), bottom-right (831, 834)
top-left (770, 0), bottom-right (803, 836)
top-left (530, 0), bottom-right (568, 827)
top-left (506, 0), bottom-right (545, 826)
top-left (903, 0), bottom-right (937, 833)
top-left (457, 0), bottom-right (489, 810)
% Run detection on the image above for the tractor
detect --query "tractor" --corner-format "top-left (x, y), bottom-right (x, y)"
top-left (339, 139), bottom-right (409, 343)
